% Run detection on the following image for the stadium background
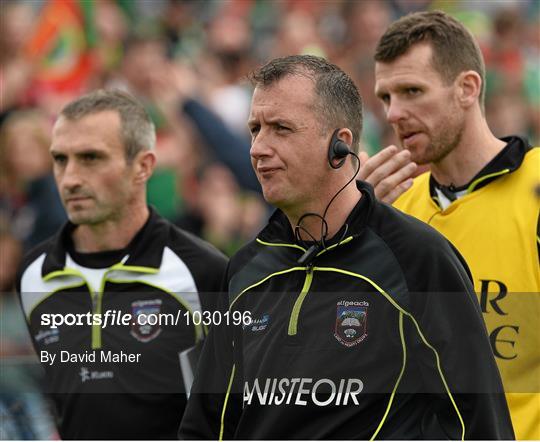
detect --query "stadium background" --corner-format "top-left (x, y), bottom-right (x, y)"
top-left (1, 0), bottom-right (538, 438)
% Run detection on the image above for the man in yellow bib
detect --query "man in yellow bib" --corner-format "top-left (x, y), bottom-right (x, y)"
top-left (361, 10), bottom-right (539, 439)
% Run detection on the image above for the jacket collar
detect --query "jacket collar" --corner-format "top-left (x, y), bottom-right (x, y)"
top-left (429, 135), bottom-right (531, 199)
top-left (42, 207), bottom-right (168, 277)
top-left (257, 180), bottom-right (375, 246)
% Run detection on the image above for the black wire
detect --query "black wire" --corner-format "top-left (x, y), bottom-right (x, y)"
top-left (294, 151), bottom-right (361, 252)
top-left (320, 151), bottom-right (361, 248)
top-left (294, 222), bottom-right (321, 246)
top-left (335, 221), bottom-right (350, 248)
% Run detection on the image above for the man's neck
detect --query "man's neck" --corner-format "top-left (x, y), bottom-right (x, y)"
top-left (285, 182), bottom-right (361, 243)
top-left (431, 117), bottom-right (506, 187)
top-left (71, 204), bottom-right (150, 253)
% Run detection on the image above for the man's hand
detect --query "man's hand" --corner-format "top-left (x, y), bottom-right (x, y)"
top-left (358, 145), bottom-right (417, 204)
top-left (148, 62), bottom-right (199, 118)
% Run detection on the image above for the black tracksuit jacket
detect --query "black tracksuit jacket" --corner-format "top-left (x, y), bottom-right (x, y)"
top-left (179, 182), bottom-right (514, 440)
top-left (17, 208), bottom-right (227, 439)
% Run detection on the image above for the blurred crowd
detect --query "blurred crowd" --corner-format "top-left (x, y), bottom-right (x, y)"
top-left (1, 0), bottom-right (539, 438)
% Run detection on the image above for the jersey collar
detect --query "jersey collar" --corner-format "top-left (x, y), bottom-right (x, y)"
top-left (41, 206), bottom-right (168, 277)
top-left (257, 180), bottom-right (375, 246)
top-left (429, 135), bottom-right (532, 204)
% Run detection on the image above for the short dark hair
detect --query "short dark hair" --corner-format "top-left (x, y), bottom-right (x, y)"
top-left (60, 89), bottom-right (156, 162)
top-left (374, 10), bottom-right (486, 109)
top-left (248, 55), bottom-right (363, 153)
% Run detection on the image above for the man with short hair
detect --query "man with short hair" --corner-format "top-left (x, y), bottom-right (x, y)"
top-left (179, 55), bottom-right (513, 439)
top-left (17, 90), bottom-right (227, 439)
top-left (362, 11), bottom-right (539, 439)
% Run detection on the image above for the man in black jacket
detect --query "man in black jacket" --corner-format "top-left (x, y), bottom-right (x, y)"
top-left (17, 90), bottom-right (227, 439)
top-left (179, 55), bottom-right (514, 439)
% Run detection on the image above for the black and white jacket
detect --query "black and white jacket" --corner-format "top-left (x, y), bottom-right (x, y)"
top-left (17, 208), bottom-right (228, 439)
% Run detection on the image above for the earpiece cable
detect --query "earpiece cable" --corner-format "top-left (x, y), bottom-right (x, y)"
top-left (295, 152), bottom-right (361, 255)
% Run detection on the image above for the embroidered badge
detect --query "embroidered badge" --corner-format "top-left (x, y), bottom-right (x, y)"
top-left (334, 300), bottom-right (368, 347)
top-left (130, 299), bottom-right (163, 342)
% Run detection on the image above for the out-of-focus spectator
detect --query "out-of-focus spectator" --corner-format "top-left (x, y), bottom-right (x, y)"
top-left (203, 13), bottom-right (254, 135)
top-left (148, 59), bottom-right (260, 190)
top-left (336, 1), bottom-right (393, 154)
top-left (110, 34), bottom-right (186, 220)
top-left (0, 228), bottom-right (22, 294)
top-left (276, 9), bottom-right (326, 57)
top-left (484, 7), bottom-right (526, 97)
top-left (0, 111), bottom-right (66, 252)
top-left (487, 93), bottom-right (530, 139)
top-left (93, 0), bottom-right (130, 84)
top-left (0, 2), bottom-right (36, 117)
top-left (24, 0), bottom-right (98, 100)
top-left (176, 163), bottom-right (265, 256)
top-left (341, 0), bottom-right (392, 61)
top-left (482, 5), bottom-right (540, 141)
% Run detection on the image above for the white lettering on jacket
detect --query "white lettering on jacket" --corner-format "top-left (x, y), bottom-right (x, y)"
top-left (243, 378), bottom-right (363, 406)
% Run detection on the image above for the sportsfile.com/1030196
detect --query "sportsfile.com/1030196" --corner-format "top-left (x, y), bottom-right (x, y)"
top-left (40, 309), bottom-right (253, 329)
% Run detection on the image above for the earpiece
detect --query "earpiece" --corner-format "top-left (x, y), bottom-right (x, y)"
top-left (295, 128), bottom-right (361, 264)
top-left (328, 129), bottom-right (351, 169)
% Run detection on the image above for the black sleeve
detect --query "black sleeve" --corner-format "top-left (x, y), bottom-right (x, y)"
top-left (179, 264), bottom-right (242, 440)
top-left (403, 237), bottom-right (515, 439)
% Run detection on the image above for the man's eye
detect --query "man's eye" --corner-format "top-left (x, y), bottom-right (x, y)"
top-left (52, 155), bottom-right (67, 165)
top-left (276, 124), bottom-right (290, 132)
top-left (406, 87), bottom-right (421, 96)
top-left (379, 94), bottom-right (390, 104)
top-left (82, 153), bottom-right (98, 162)
top-left (249, 126), bottom-right (260, 136)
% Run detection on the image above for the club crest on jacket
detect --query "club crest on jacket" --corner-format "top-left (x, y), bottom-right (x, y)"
top-left (334, 300), bottom-right (368, 347)
top-left (130, 299), bottom-right (163, 342)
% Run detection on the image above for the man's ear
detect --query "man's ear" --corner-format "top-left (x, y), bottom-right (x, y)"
top-left (133, 150), bottom-right (156, 184)
top-left (456, 70), bottom-right (482, 109)
top-left (336, 128), bottom-right (354, 148)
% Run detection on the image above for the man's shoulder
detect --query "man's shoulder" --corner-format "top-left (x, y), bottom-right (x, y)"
top-left (523, 145), bottom-right (540, 167)
top-left (368, 199), bottom-right (473, 289)
top-left (227, 237), bottom-right (260, 279)
top-left (225, 210), bottom-right (289, 280)
top-left (18, 234), bottom-right (59, 283)
top-left (393, 171), bottom-right (431, 212)
top-left (370, 198), bottom-right (457, 258)
top-left (145, 211), bottom-right (227, 265)
top-left (152, 218), bottom-right (229, 288)
top-left (167, 221), bottom-right (227, 262)
top-left (16, 233), bottom-right (64, 316)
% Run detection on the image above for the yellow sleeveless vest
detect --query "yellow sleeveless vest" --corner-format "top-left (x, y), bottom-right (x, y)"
top-left (395, 148), bottom-right (540, 440)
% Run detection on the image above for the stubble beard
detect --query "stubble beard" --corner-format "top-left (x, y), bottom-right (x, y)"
top-left (67, 204), bottom-right (109, 226)
top-left (417, 113), bottom-right (465, 165)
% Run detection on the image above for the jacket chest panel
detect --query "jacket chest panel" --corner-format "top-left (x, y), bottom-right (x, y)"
top-left (29, 284), bottom-right (196, 361)
top-left (238, 270), bottom-right (404, 393)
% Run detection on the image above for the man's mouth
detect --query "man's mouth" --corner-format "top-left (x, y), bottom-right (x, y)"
top-left (257, 167), bottom-right (281, 178)
top-left (65, 196), bottom-right (91, 203)
top-left (401, 131), bottom-right (421, 146)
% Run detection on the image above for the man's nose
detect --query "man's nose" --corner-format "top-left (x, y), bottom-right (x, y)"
top-left (60, 161), bottom-right (83, 192)
top-left (250, 131), bottom-right (273, 162)
top-left (386, 98), bottom-right (408, 125)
